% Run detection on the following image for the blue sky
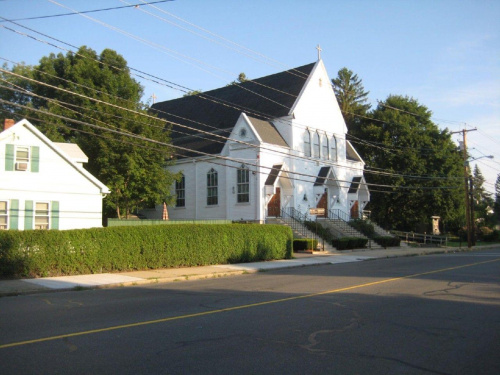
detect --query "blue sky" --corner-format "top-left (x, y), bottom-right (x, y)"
top-left (1, 0), bottom-right (499, 193)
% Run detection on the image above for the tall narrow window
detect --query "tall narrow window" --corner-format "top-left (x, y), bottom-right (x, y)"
top-left (313, 131), bottom-right (320, 158)
top-left (175, 174), bottom-right (185, 207)
top-left (322, 133), bottom-right (329, 160)
top-left (331, 135), bottom-right (337, 161)
top-left (35, 202), bottom-right (49, 230)
top-left (237, 164), bottom-right (250, 203)
top-left (0, 201), bottom-right (7, 230)
top-left (303, 130), bottom-right (311, 157)
top-left (207, 168), bottom-right (218, 206)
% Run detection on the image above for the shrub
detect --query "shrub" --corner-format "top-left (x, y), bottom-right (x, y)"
top-left (293, 239), bottom-right (318, 251)
top-left (332, 237), bottom-right (368, 250)
top-left (349, 219), bottom-right (375, 237)
top-left (0, 224), bottom-right (292, 278)
top-left (373, 236), bottom-right (401, 248)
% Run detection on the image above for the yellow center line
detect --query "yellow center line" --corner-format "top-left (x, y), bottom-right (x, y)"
top-left (1, 257), bottom-right (499, 349)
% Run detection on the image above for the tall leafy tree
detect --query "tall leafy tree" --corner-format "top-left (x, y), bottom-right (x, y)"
top-left (331, 67), bottom-right (371, 129)
top-left (355, 95), bottom-right (464, 231)
top-left (1, 46), bottom-right (176, 219)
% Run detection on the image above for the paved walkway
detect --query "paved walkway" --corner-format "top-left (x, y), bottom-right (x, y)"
top-left (1, 245), bottom-right (497, 296)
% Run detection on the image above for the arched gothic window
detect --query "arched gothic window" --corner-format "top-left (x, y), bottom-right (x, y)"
top-left (175, 174), bottom-right (185, 207)
top-left (303, 130), bottom-right (311, 157)
top-left (331, 135), bottom-right (337, 161)
top-left (313, 131), bottom-right (320, 158)
top-left (207, 168), bottom-right (218, 205)
top-left (322, 133), bottom-right (329, 160)
top-left (237, 164), bottom-right (250, 203)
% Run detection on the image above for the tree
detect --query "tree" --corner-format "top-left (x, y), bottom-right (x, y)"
top-left (331, 67), bottom-right (371, 130)
top-left (1, 46), bottom-right (176, 219)
top-left (472, 165), bottom-right (493, 222)
top-left (355, 95), bottom-right (464, 232)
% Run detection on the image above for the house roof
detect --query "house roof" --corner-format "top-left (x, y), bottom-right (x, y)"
top-left (265, 164), bottom-right (283, 186)
top-left (54, 142), bottom-right (88, 164)
top-left (348, 176), bottom-right (363, 194)
top-left (151, 62), bottom-right (316, 157)
top-left (314, 166), bottom-right (331, 186)
top-left (1, 119), bottom-right (110, 194)
top-left (247, 116), bottom-right (288, 148)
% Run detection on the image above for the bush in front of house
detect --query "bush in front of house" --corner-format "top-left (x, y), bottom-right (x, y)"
top-left (293, 239), bottom-right (318, 251)
top-left (349, 219), bottom-right (375, 237)
top-left (373, 236), bottom-right (401, 248)
top-left (332, 237), bottom-right (368, 250)
top-left (0, 224), bottom-right (293, 278)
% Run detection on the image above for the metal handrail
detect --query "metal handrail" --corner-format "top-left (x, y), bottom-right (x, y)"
top-left (392, 230), bottom-right (448, 246)
top-left (328, 209), bottom-right (351, 222)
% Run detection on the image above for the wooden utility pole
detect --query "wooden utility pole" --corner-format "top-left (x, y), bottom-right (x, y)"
top-left (451, 128), bottom-right (477, 249)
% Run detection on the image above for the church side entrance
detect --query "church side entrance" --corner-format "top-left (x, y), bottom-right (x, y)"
top-left (267, 187), bottom-right (281, 217)
top-left (317, 191), bottom-right (328, 218)
top-left (350, 200), bottom-right (359, 219)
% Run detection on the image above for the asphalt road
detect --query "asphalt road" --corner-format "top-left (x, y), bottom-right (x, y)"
top-left (1, 249), bottom-right (499, 374)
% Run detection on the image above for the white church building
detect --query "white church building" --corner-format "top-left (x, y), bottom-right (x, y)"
top-left (150, 58), bottom-right (369, 223)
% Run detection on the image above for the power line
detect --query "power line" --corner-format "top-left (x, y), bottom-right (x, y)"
top-left (0, 1), bottom-right (174, 22)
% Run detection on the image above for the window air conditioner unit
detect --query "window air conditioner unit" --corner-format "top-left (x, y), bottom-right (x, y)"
top-left (15, 162), bottom-right (29, 171)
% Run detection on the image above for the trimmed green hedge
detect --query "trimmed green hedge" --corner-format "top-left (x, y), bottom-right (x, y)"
top-left (349, 219), bottom-right (375, 237)
top-left (0, 224), bottom-right (292, 278)
top-left (332, 237), bottom-right (368, 250)
top-left (293, 239), bottom-right (318, 251)
top-left (373, 236), bottom-right (401, 248)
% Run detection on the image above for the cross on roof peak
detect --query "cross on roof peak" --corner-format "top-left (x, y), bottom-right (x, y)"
top-left (316, 44), bottom-right (322, 60)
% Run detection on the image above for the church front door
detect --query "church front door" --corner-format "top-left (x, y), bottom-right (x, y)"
top-left (317, 192), bottom-right (328, 217)
top-left (267, 187), bottom-right (281, 217)
top-left (350, 201), bottom-right (359, 219)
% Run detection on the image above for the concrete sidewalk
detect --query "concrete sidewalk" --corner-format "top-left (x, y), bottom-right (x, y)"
top-left (0, 245), bottom-right (495, 296)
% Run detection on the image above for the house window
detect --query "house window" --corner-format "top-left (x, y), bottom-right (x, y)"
top-left (207, 168), bottom-right (218, 206)
top-left (0, 201), bottom-right (7, 230)
top-left (313, 131), bottom-right (320, 158)
top-left (331, 135), bottom-right (337, 161)
top-left (322, 133), bottom-right (329, 160)
top-left (237, 164), bottom-right (250, 203)
top-left (15, 146), bottom-right (30, 171)
top-left (175, 175), bottom-right (185, 207)
top-left (35, 202), bottom-right (49, 230)
top-left (303, 130), bottom-right (311, 157)
top-left (5, 144), bottom-right (39, 172)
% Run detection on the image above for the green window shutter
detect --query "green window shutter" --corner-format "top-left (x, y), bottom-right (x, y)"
top-left (31, 146), bottom-right (40, 173)
top-left (5, 144), bottom-right (14, 171)
top-left (9, 199), bottom-right (19, 230)
top-left (24, 200), bottom-right (33, 230)
top-left (51, 201), bottom-right (59, 230)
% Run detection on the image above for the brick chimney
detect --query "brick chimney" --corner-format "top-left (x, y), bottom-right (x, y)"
top-left (4, 119), bottom-right (15, 130)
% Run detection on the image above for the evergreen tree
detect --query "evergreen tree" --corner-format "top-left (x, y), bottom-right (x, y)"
top-left (331, 67), bottom-right (371, 130)
top-left (1, 47), bottom-right (176, 219)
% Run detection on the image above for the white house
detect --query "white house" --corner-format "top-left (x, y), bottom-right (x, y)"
top-left (150, 58), bottom-right (369, 222)
top-left (0, 119), bottom-right (110, 230)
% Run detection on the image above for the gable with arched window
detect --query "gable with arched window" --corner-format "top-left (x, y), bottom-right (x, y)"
top-left (207, 168), bottom-right (218, 205)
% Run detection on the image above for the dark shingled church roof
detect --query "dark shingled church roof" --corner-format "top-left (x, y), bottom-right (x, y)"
top-left (151, 62), bottom-right (315, 157)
